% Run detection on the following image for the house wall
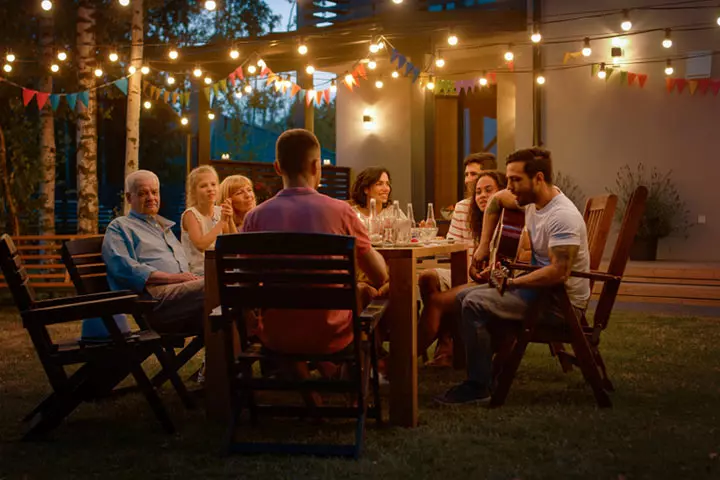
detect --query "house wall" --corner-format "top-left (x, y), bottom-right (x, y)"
top-left (526, 0), bottom-right (720, 260)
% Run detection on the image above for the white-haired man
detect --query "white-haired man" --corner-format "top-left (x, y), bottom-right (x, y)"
top-left (102, 169), bottom-right (204, 334)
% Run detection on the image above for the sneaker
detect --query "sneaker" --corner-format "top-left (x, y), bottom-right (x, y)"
top-left (433, 381), bottom-right (491, 405)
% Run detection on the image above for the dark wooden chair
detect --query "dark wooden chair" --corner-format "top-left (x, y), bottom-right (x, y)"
top-left (213, 232), bottom-right (388, 458)
top-left (490, 186), bottom-right (647, 408)
top-left (61, 236), bottom-right (204, 389)
top-left (0, 234), bottom-right (193, 439)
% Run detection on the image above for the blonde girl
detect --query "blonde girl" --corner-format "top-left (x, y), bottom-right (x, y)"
top-left (219, 175), bottom-right (256, 233)
top-left (181, 165), bottom-right (233, 275)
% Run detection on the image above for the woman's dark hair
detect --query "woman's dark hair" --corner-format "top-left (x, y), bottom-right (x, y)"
top-left (350, 167), bottom-right (392, 208)
top-left (468, 171), bottom-right (508, 242)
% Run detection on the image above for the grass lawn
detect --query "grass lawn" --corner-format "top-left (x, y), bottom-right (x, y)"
top-left (1, 306), bottom-right (719, 479)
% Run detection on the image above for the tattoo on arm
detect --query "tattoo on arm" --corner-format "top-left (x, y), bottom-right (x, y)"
top-left (486, 196), bottom-right (501, 215)
top-left (550, 245), bottom-right (579, 278)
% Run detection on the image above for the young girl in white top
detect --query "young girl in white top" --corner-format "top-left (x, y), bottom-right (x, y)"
top-left (218, 175), bottom-right (256, 233)
top-left (181, 165), bottom-right (233, 275)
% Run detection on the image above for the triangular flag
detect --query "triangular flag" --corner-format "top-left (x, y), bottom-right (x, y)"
top-left (710, 80), bottom-right (720, 96)
top-left (36, 92), bottom-right (50, 110)
top-left (323, 88), bottom-right (330, 104)
top-left (219, 79), bottom-right (228, 92)
top-left (260, 66), bottom-right (270, 77)
top-left (688, 80), bottom-right (698, 95)
top-left (397, 55), bottom-right (407, 69)
top-left (78, 91), bottom-right (89, 108)
top-left (507, 60), bottom-right (514, 72)
top-left (405, 62), bottom-right (414, 75)
top-left (212, 83), bottom-right (220, 96)
top-left (390, 49), bottom-right (399, 64)
top-left (291, 84), bottom-right (301, 97)
top-left (489, 72), bottom-right (497, 84)
top-left (153, 87), bottom-right (162, 100)
top-left (143, 81), bottom-right (151, 94)
top-left (22, 88), bottom-right (36, 106)
top-left (163, 90), bottom-right (170, 103)
top-left (454, 81), bottom-right (462, 94)
top-left (203, 86), bottom-right (211, 100)
top-left (698, 78), bottom-right (711, 95)
top-left (591, 64), bottom-right (599, 77)
top-left (172, 92), bottom-right (179, 104)
top-left (619, 71), bottom-right (628, 85)
top-left (411, 67), bottom-right (420, 83)
top-left (638, 74), bottom-right (647, 88)
top-left (50, 94), bottom-right (60, 111)
top-left (114, 77), bottom-right (128, 95)
top-left (235, 66), bottom-right (244, 80)
top-left (266, 74), bottom-right (277, 86)
top-left (228, 72), bottom-right (236, 87)
top-left (66, 93), bottom-right (77, 111)
top-left (605, 68), bottom-right (614, 81)
top-left (665, 77), bottom-right (676, 93)
top-left (356, 63), bottom-right (367, 80)
top-left (627, 72), bottom-right (637, 86)
top-left (305, 90), bottom-right (314, 106)
top-left (676, 78), bottom-right (687, 94)
top-left (316, 90), bottom-right (323, 105)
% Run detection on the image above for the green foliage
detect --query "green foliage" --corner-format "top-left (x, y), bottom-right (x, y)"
top-left (554, 170), bottom-right (585, 211)
top-left (608, 163), bottom-right (691, 239)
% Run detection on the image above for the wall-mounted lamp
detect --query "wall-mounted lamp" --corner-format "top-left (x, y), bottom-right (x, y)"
top-left (323, 159), bottom-right (332, 166)
top-left (362, 108), bottom-right (376, 131)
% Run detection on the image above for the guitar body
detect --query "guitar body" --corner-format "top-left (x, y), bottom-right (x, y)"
top-left (489, 209), bottom-right (526, 294)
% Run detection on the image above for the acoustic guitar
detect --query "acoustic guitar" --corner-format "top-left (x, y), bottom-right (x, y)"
top-left (488, 209), bottom-right (525, 295)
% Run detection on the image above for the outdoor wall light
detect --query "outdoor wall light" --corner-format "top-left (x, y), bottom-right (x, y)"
top-left (362, 109), bottom-right (376, 131)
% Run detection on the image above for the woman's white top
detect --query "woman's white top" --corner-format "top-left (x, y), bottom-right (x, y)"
top-left (181, 205), bottom-right (221, 276)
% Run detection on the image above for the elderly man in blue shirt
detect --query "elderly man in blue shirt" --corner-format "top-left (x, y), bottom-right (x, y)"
top-left (102, 169), bottom-right (204, 334)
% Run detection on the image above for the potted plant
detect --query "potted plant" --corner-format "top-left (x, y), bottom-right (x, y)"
top-left (607, 163), bottom-right (691, 261)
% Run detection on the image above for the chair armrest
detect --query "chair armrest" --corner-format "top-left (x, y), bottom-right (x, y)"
top-left (506, 263), bottom-right (621, 282)
top-left (209, 306), bottom-right (229, 333)
top-left (32, 290), bottom-right (136, 309)
top-left (359, 299), bottom-right (389, 333)
top-left (22, 294), bottom-right (140, 326)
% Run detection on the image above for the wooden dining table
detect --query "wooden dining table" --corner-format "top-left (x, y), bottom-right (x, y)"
top-left (202, 242), bottom-right (470, 428)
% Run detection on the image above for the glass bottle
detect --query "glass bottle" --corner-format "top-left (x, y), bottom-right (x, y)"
top-left (407, 203), bottom-right (416, 228)
top-left (369, 198), bottom-right (377, 234)
top-left (426, 202), bottom-right (437, 229)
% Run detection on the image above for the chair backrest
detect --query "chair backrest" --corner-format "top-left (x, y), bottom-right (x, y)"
top-left (583, 194), bottom-right (618, 271)
top-left (0, 234), bottom-right (36, 311)
top-left (62, 236), bottom-right (109, 294)
top-left (214, 232), bottom-right (359, 347)
top-left (594, 186), bottom-right (648, 330)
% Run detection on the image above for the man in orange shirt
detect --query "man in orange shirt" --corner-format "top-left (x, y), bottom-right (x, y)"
top-left (242, 129), bottom-right (389, 355)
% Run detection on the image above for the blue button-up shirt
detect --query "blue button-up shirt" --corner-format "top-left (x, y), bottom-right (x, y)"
top-left (102, 210), bottom-right (190, 293)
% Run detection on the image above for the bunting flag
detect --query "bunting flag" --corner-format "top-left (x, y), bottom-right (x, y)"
top-left (163, 90), bottom-right (170, 103)
top-left (563, 51), bottom-right (583, 64)
top-left (411, 67), bottom-right (420, 83)
top-left (698, 78), bottom-right (711, 95)
top-left (323, 89), bottom-right (331, 104)
top-left (212, 83), bottom-right (220, 97)
top-left (114, 78), bottom-right (128, 95)
top-left (235, 66), bottom-right (244, 80)
top-left (36, 92), bottom-right (50, 110)
top-left (619, 71), bottom-right (628, 85)
top-left (666, 77), bottom-right (676, 93)
top-left (305, 90), bottom-right (314, 106)
top-left (628, 72), bottom-right (637, 86)
top-left (142, 81), bottom-right (151, 95)
top-left (397, 55), bottom-right (407, 69)
top-left (219, 79), bottom-right (228, 93)
top-left (266, 74), bottom-right (277, 86)
top-left (688, 80), bottom-right (698, 95)
top-left (66, 93), bottom-right (77, 111)
top-left (202, 86), bottom-right (211, 100)
top-left (391, 49), bottom-right (399, 63)
top-left (355, 63), bottom-right (367, 80)
top-left (405, 62), bottom-right (414, 76)
top-left (488, 72), bottom-right (497, 85)
top-left (49, 94), bottom-right (60, 111)
top-left (316, 90), bottom-right (323, 106)
top-left (78, 91), bottom-right (89, 108)
top-left (638, 74), bottom-right (648, 88)
top-left (291, 84), bottom-right (301, 97)
top-left (228, 72), bottom-right (237, 87)
top-left (260, 66), bottom-right (271, 77)
top-left (591, 64), bottom-right (600, 77)
top-left (22, 88), bottom-right (36, 106)
top-left (711, 80), bottom-right (720, 96)
top-left (676, 78), bottom-right (688, 94)
top-left (507, 60), bottom-right (514, 72)
top-left (605, 67), bottom-right (615, 81)
top-left (172, 92), bottom-right (179, 104)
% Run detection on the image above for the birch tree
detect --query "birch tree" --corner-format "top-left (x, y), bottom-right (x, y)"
top-left (39, 13), bottom-right (56, 235)
top-left (124, 0), bottom-right (143, 211)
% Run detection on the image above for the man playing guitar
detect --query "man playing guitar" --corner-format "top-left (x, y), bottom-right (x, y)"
top-left (434, 147), bottom-right (591, 405)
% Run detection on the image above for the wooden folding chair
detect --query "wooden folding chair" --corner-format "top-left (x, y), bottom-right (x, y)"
top-left (0, 234), bottom-right (192, 439)
top-left (490, 186), bottom-right (647, 408)
top-left (213, 233), bottom-right (388, 458)
top-left (62, 236), bottom-right (204, 390)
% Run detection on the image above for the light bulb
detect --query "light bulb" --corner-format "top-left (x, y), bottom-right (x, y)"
top-left (128, 65), bottom-right (136, 74)
top-left (665, 60), bottom-right (674, 76)
top-left (330, 82), bottom-right (337, 92)
top-left (57, 51), bottom-right (67, 61)
top-left (247, 65), bottom-right (256, 74)
top-left (531, 32), bottom-right (542, 43)
top-left (50, 64), bottom-right (59, 72)
top-left (612, 56), bottom-right (621, 65)
top-left (504, 50), bottom-right (514, 62)
top-left (2, 64), bottom-right (11, 73)
top-left (257, 59), bottom-right (265, 68)
top-left (244, 84), bottom-right (252, 93)
top-left (306, 65), bottom-right (315, 75)
top-left (109, 52), bottom-right (119, 62)
top-left (391, 71), bottom-right (399, 79)
top-left (169, 49), bottom-right (179, 60)
top-left (141, 66), bottom-right (150, 75)
top-left (663, 29), bottom-right (672, 49)
top-left (181, 117), bottom-right (189, 126)
top-left (119, 0), bottom-right (130, 5)
top-left (143, 101), bottom-right (152, 109)
top-left (426, 81), bottom-right (435, 90)
top-left (229, 49), bottom-right (239, 59)
top-left (204, 77), bottom-right (212, 85)
top-left (368, 60), bottom-right (377, 70)
top-left (392, 0), bottom-right (403, 3)
top-left (582, 38), bottom-right (592, 57)
top-left (94, 68), bottom-right (103, 77)
top-left (234, 90), bottom-right (242, 98)
top-left (717, 16), bottom-right (720, 26)
top-left (205, 0), bottom-right (217, 11)
top-left (41, 1), bottom-right (52, 11)
top-left (378, 41), bottom-right (385, 49)
top-left (597, 64), bottom-right (607, 79)
top-left (447, 34), bottom-right (458, 46)
top-left (167, 76), bottom-right (176, 85)
top-left (208, 112), bottom-right (215, 120)
top-left (193, 67), bottom-right (202, 77)
top-left (435, 57), bottom-right (445, 68)
top-left (621, 10), bottom-right (632, 31)
top-left (298, 44), bottom-right (308, 55)
top-left (6, 53), bottom-right (15, 63)
top-left (375, 80), bottom-right (384, 89)
top-left (536, 75), bottom-right (546, 85)
top-left (479, 77), bottom-right (488, 86)
top-left (369, 43), bottom-right (379, 54)
top-left (345, 73), bottom-right (354, 84)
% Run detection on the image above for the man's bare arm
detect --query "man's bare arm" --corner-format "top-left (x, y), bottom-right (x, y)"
top-left (358, 249), bottom-right (389, 287)
top-left (510, 244), bottom-right (579, 289)
top-left (474, 190), bottom-right (522, 263)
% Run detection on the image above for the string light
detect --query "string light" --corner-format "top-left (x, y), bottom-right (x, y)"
top-left (128, 65), bottom-right (136, 74)
top-left (118, 0), bottom-right (130, 6)
top-left (330, 80), bottom-right (337, 92)
top-left (109, 51), bottom-right (119, 62)
top-left (140, 66), bottom-right (150, 74)
top-left (344, 73), bottom-right (354, 87)
top-left (41, 1), bottom-right (53, 11)
top-left (662, 29), bottom-right (672, 49)
top-left (536, 74), bottom-right (546, 85)
top-left (50, 64), bottom-right (59, 73)
top-left (94, 67), bottom-right (103, 77)
top-left (205, 0), bottom-right (217, 11)
top-left (665, 59), bottom-right (674, 76)
top-left (284, 76), bottom-right (292, 88)
top-left (435, 56), bottom-right (445, 68)
top-left (244, 84), bottom-right (252, 93)
top-left (208, 111), bottom-right (215, 120)
top-left (447, 33), bottom-right (458, 46)
top-left (621, 10), bottom-right (632, 32)
top-left (143, 101), bottom-right (152, 110)
top-left (426, 77), bottom-right (435, 90)
top-left (717, 15), bottom-right (720, 26)
top-left (504, 45), bottom-right (514, 62)
top-left (181, 117), bottom-right (189, 126)
top-left (257, 59), bottom-right (266, 68)
top-left (530, 25), bottom-right (542, 43)
top-left (193, 67), bottom-right (202, 77)
top-left (298, 43), bottom-right (308, 55)
top-left (368, 60), bottom-right (377, 70)
top-left (369, 43), bottom-right (380, 54)
top-left (305, 64), bottom-right (315, 75)
top-left (582, 38), bottom-right (592, 57)
top-left (57, 51), bottom-right (67, 62)
top-left (167, 76), bottom-right (176, 85)
top-left (391, 71), bottom-right (399, 79)
top-left (229, 48), bottom-right (239, 59)
top-left (375, 79), bottom-right (384, 89)
top-left (392, 0), bottom-right (403, 4)
top-left (6, 53), bottom-right (15, 63)
top-left (204, 76), bottom-right (212, 85)
top-left (168, 48), bottom-right (179, 60)
top-left (234, 90), bottom-right (243, 98)
top-left (2, 64), bottom-right (11, 73)
top-left (597, 63), bottom-right (607, 79)
top-left (248, 65), bottom-right (257, 74)
top-left (479, 75), bottom-right (488, 87)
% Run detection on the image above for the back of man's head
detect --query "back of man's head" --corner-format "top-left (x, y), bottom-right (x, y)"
top-left (506, 147), bottom-right (553, 184)
top-left (463, 152), bottom-right (497, 171)
top-left (276, 129), bottom-right (321, 177)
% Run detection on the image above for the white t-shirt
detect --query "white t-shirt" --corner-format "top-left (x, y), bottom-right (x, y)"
top-left (525, 193), bottom-right (590, 308)
top-left (447, 198), bottom-right (474, 243)
top-left (181, 205), bottom-right (221, 276)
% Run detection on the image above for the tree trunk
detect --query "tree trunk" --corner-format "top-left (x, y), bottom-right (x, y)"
top-left (39, 14), bottom-right (56, 235)
top-left (0, 125), bottom-right (20, 236)
top-left (76, 1), bottom-right (98, 234)
top-left (124, 0), bottom-right (143, 213)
